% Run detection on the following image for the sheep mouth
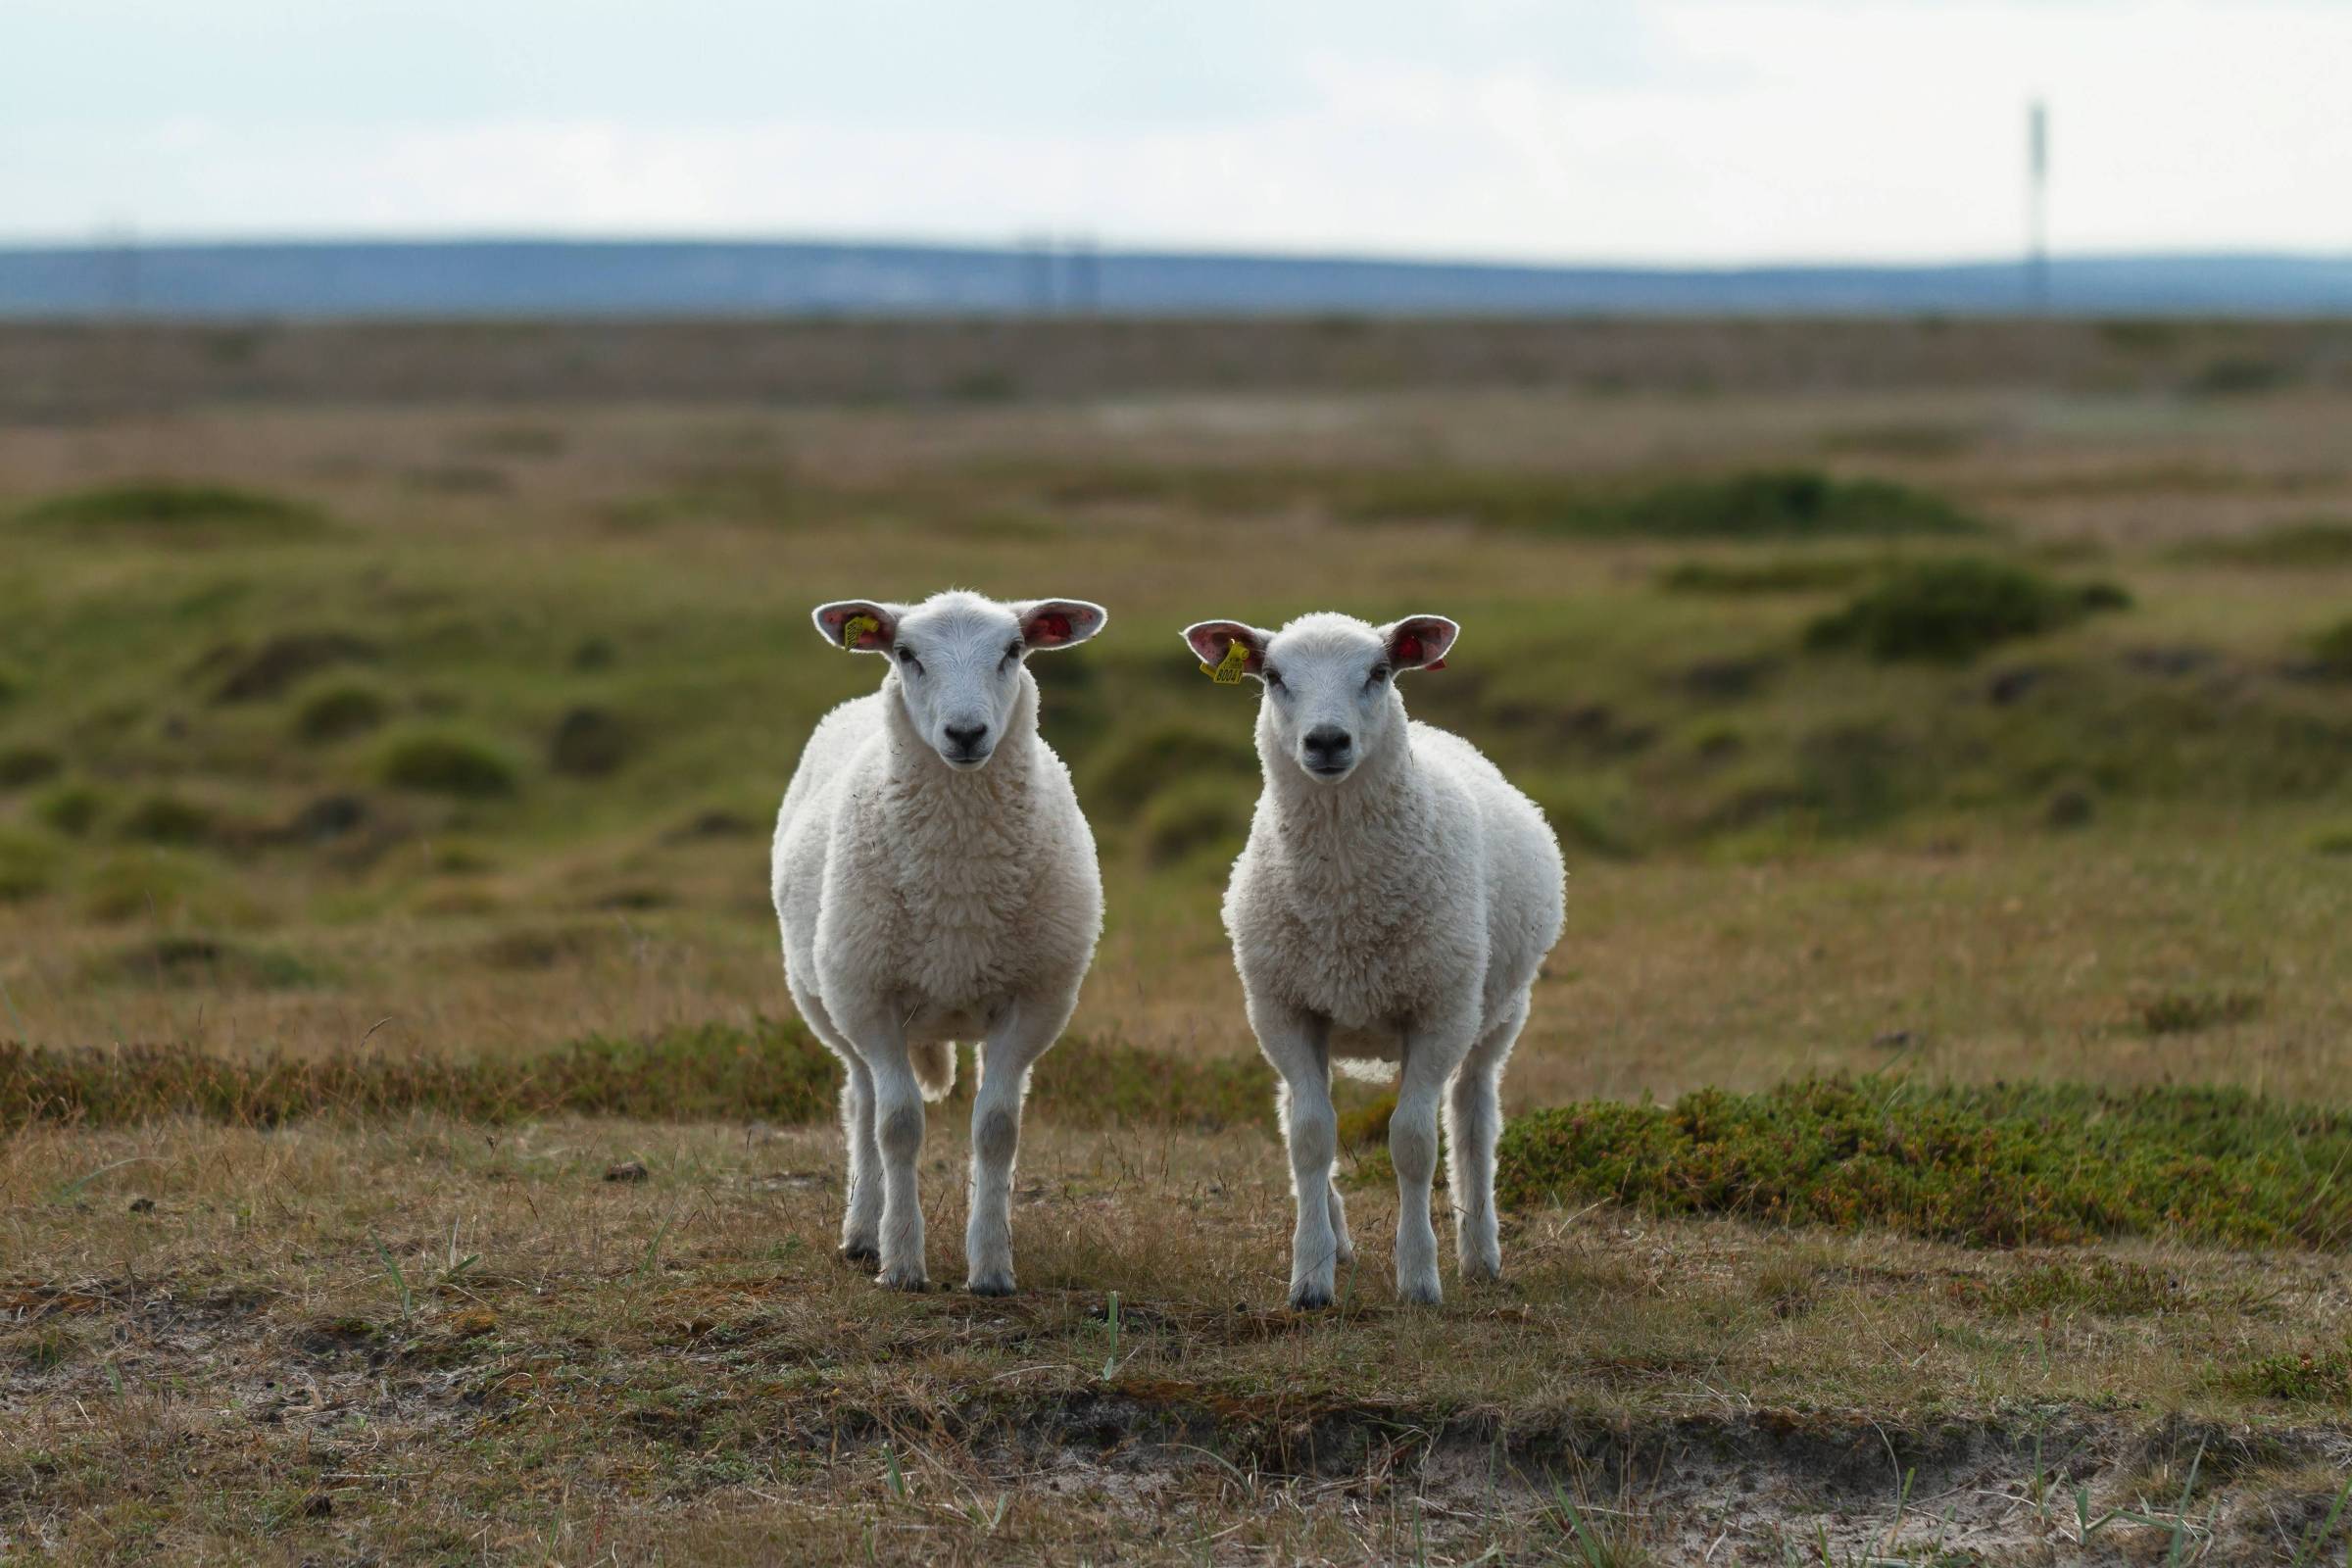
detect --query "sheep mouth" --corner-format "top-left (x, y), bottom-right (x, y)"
top-left (1300, 760), bottom-right (1354, 782)
top-left (942, 748), bottom-right (995, 770)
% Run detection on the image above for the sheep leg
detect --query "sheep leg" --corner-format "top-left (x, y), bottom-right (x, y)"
top-left (854, 1019), bottom-right (929, 1292)
top-left (1392, 1034), bottom-right (1465, 1306)
top-left (965, 994), bottom-right (1068, 1297)
top-left (1446, 998), bottom-right (1526, 1284)
top-left (1258, 1003), bottom-right (1340, 1309)
top-left (1326, 1179), bottom-right (1355, 1269)
top-left (838, 1057), bottom-right (883, 1265)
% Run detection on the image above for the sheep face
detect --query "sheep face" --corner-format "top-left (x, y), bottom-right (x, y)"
top-left (1183, 612), bottom-right (1458, 786)
top-left (815, 592), bottom-right (1106, 770)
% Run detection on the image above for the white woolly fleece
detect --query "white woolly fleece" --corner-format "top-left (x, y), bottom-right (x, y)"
top-left (1209, 610), bottom-right (1565, 1309)
top-left (773, 591), bottom-right (1104, 1295)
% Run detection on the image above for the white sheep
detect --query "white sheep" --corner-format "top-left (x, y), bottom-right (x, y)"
top-left (1181, 612), bottom-right (1565, 1307)
top-left (773, 590), bottom-right (1107, 1294)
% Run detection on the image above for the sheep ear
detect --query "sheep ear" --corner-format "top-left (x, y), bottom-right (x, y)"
top-left (1016, 599), bottom-right (1107, 652)
top-left (812, 600), bottom-right (899, 654)
top-left (1181, 620), bottom-right (1269, 681)
top-left (1381, 615), bottom-right (1458, 672)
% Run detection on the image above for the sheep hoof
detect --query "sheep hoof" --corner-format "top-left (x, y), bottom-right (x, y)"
top-left (966, 1273), bottom-right (1017, 1298)
top-left (1398, 1279), bottom-right (1444, 1306)
top-left (839, 1243), bottom-right (881, 1269)
top-left (1459, 1258), bottom-right (1502, 1285)
top-left (874, 1267), bottom-right (929, 1293)
top-left (1288, 1284), bottom-right (1335, 1311)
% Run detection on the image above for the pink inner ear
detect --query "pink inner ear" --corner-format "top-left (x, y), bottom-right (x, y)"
top-left (1034, 612), bottom-right (1071, 644)
top-left (1395, 634), bottom-right (1424, 664)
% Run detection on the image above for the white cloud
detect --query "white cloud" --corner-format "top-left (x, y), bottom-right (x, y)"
top-left (5, 1), bottom-right (2348, 262)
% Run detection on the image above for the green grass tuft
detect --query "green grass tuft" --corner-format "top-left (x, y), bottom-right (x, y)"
top-left (1347, 467), bottom-right (1984, 541)
top-left (2175, 522), bottom-right (2352, 569)
top-left (2313, 618), bottom-right (2352, 676)
top-left (16, 482), bottom-right (328, 539)
top-left (0, 745), bottom-right (64, 788)
top-left (0, 830), bottom-right (57, 903)
top-left (2134, 987), bottom-right (2265, 1037)
top-left (1655, 557), bottom-right (1877, 596)
top-left (2231, 1348), bottom-right (2352, 1402)
top-left (1806, 559), bottom-right (2131, 663)
top-left (378, 732), bottom-right (519, 798)
top-left (1489, 1076), bottom-right (2352, 1250)
top-left (293, 681), bottom-right (393, 744)
top-left (1137, 775), bottom-right (1251, 866)
top-left (117, 794), bottom-right (215, 847)
top-left (0, 1024), bottom-right (1279, 1135)
top-left (79, 936), bottom-right (324, 992)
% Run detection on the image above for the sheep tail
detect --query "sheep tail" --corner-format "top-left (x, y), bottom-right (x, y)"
top-left (910, 1040), bottom-right (957, 1102)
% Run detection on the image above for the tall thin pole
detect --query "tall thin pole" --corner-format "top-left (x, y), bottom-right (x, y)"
top-left (2027, 99), bottom-right (2049, 313)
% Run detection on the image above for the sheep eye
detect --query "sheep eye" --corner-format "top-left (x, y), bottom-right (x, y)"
top-left (1263, 666), bottom-right (1285, 690)
top-left (1369, 664), bottom-right (1391, 685)
top-left (896, 648), bottom-right (922, 674)
top-left (1003, 641), bottom-right (1022, 663)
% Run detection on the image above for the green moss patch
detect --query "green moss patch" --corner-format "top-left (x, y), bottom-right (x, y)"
top-left (1806, 560), bottom-right (2131, 663)
top-left (1491, 1076), bottom-right (2352, 1250)
top-left (16, 482), bottom-right (328, 540)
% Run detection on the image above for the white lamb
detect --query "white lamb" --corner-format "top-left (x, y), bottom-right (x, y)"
top-left (773, 590), bottom-right (1107, 1294)
top-left (1181, 612), bottom-right (1565, 1308)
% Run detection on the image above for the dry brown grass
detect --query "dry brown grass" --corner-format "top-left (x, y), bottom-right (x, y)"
top-left (8, 326), bottom-right (2352, 1560)
top-left (6, 1114), bottom-right (2349, 1563)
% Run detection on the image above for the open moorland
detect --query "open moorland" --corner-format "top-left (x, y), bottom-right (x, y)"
top-left (4, 318), bottom-right (2352, 1563)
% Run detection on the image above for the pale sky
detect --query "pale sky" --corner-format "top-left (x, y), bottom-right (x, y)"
top-left (8, 0), bottom-right (2349, 264)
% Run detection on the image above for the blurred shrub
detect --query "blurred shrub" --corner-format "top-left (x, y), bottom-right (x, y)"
top-left (549, 706), bottom-right (632, 779)
top-left (1656, 557), bottom-right (1874, 596)
top-left (378, 733), bottom-right (519, 798)
top-left (293, 681), bottom-right (393, 744)
top-left (82, 935), bottom-right (323, 991)
top-left (17, 482), bottom-right (328, 539)
top-left (119, 794), bottom-right (215, 847)
top-left (2175, 521), bottom-right (2352, 569)
top-left (1806, 560), bottom-right (2131, 663)
top-left (1348, 466), bottom-right (1984, 541)
top-left (211, 632), bottom-right (377, 703)
top-left (1139, 775), bottom-right (1251, 866)
top-left (2132, 987), bottom-right (2264, 1037)
top-left (36, 783), bottom-right (105, 838)
top-left (1085, 721), bottom-right (1256, 813)
top-left (0, 830), bottom-right (56, 903)
top-left (0, 746), bottom-right (63, 789)
top-left (2312, 617), bottom-right (2352, 676)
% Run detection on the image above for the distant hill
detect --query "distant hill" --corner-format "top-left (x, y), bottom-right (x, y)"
top-left (3, 239), bottom-right (2350, 318)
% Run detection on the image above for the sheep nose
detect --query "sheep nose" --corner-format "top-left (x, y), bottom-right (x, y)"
top-left (1302, 726), bottom-right (1352, 765)
top-left (945, 722), bottom-right (991, 754)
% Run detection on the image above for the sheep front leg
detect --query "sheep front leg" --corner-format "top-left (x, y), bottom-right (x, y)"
top-left (852, 1019), bottom-right (929, 1292)
top-left (838, 1057), bottom-right (882, 1266)
top-left (1255, 1001), bottom-right (1340, 1309)
top-left (966, 994), bottom-right (1070, 1297)
top-left (1393, 1031), bottom-right (1467, 1305)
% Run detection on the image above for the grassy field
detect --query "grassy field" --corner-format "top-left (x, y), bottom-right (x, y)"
top-left (5, 320), bottom-right (2352, 1563)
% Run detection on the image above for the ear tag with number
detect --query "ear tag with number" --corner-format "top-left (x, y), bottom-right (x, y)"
top-left (1201, 639), bottom-right (1250, 684)
top-left (841, 613), bottom-right (880, 651)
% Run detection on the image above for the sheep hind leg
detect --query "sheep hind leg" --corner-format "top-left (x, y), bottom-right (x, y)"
top-left (1447, 998), bottom-right (1527, 1285)
top-left (787, 974), bottom-right (880, 1266)
top-left (1326, 1180), bottom-right (1355, 1270)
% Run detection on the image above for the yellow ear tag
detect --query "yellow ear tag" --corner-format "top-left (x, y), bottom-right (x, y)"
top-left (1201, 639), bottom-right (1250, 684)
top-left (841, 613), bottom-right (880, 651)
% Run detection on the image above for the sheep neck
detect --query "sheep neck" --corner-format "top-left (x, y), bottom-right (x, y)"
top-left (1260, 721), bottom-right (1429, 851)
top-left (876, 668), bottom-right (1043, 806)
